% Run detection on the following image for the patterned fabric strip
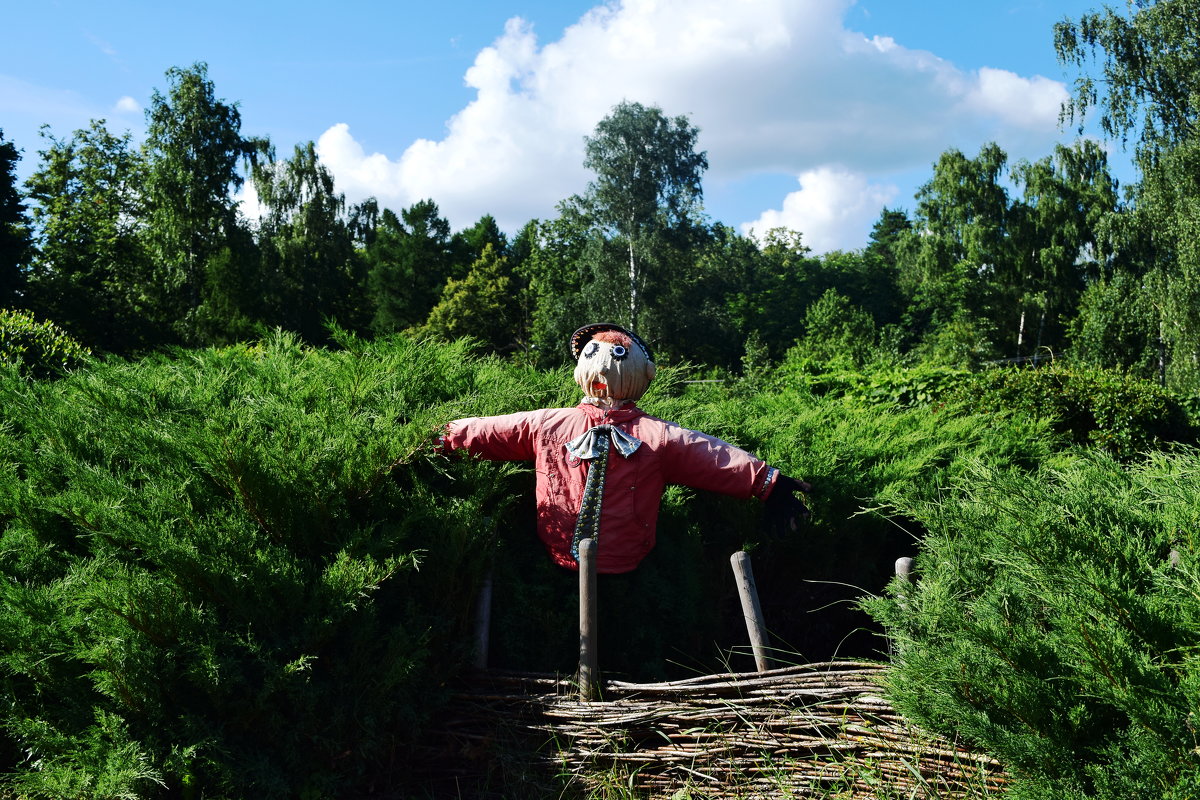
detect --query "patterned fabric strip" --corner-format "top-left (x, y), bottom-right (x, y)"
top-left (566, 424), bottom-right (643, 561)
top-left (758, 466), bottom-right (779, 499)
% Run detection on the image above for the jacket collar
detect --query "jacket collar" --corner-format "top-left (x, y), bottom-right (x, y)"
top-left (576, 401), bottom-right (646, 424)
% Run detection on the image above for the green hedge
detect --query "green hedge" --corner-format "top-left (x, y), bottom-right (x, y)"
top-left (951, 362), bottom-right (1195, 459)
top-left (866, 453), bottom-right (1200, 799)
top-left (0, 332), bottom-right (565, 799)
top-left (636, 380), bottom-right (1057, 667)
top-left (0, 334), bottom-right (1074, 797)
top-left (773, 353), bottom-right (971, 407)
top-left (0, 308), bottom-right (92, 378)
top-left (774, 357), bottom-right (1197, 460)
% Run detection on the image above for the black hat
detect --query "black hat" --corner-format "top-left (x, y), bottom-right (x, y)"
top-left (569, 322), bottom-right (654, 363)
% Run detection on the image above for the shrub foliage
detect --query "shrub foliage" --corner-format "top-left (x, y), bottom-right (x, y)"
top-left (0, 334), bottom-right (1096, 797)
top-left (951, 362), bottom-right (1195, 458)
top-left (867, 454), bottom-right (1200, 799)
top-left (0, 308), bottom-right (91, 378)
top-left (0, 332), bottom-right (560, 798)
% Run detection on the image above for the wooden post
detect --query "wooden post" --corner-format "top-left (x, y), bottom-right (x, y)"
top-left (890, 556), bottom-right (915, 660)
top-left (731, 551), bottom-right (771, 673)
top-left (578, 538), bottom-right (599, 700)
top-left (894, 556), bottom-right (915, 614)
top-left (471, 570), bottom-right (493, 670)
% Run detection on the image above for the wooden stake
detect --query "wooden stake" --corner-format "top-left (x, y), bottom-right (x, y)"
top-left (578, 538), bottom-right (599, 700)
top-left (471, 570), bottom-right (493, 670)
top-left (731, 551), bottom-right (771, 672)
top-left (890, 557), bottom-right (916, 660)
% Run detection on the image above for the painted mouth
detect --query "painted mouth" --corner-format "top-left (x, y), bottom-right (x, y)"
top-left (592, 381), bottom-right (608, 393)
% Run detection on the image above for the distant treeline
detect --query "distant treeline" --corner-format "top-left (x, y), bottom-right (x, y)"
top-left (2, 1), bottom-right (1200, 395)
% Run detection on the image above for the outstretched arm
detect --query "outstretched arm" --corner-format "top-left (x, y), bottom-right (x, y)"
top-left (658, 423), bottom-right (811, 534)
top-left (437, 410), bottom-right (542, 461)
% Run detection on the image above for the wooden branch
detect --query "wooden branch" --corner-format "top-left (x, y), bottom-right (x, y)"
top-left (422, 660), bottom-right (1008, 798)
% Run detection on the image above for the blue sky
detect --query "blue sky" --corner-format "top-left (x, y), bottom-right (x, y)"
top-left (2, 0), bottom-right (1132, 252)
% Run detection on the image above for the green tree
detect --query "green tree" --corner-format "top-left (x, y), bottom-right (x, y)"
top-left (0, 130), bottom-right (31, 309)
top-left (895, 143), bottom-right (1012, 359)
top-left (255, 141), bottom-right (362, 343)
top-left (1008, 140), bottom-right (1119, 358)
top-left (142, 63), bottom-right (261, 345)
top-left (1055, 0), bottom-right (1200, 165)
top-left (707, 227), bottom-right (814, 363)
top-left (453, 214), bottom-right (507, 265)
top-left (24, 122), bottom-right (152, 353)
top-left (1136, 139), bottom-right (1200, 390)
top-left (1070, 269), bottom-right (1160, 377)
top-left (1057, 0), bottom-right (1200, 390)
top-left (347, 196), bottom-right (380, 249)
top-left (417, 243), bottom-right (517, 351)
top-left (515, 214), bottom-right (590, 366)
top-left (367, 200), bottom-right (456, 333)
top-left (800, 288), bottom-right (877, 367)
top-left (860, 208), bottom-right (912, 331)
top-left (570, 101), bottom-right (708, 333)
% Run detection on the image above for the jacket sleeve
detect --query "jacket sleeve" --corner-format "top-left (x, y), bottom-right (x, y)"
top-left (659, 424), bottom-right (779, 501)
top-left (440, 410), bottom-right (541, 461)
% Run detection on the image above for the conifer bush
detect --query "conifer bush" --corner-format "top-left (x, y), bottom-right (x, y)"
top-left (0, 308), bottom-right (92, 378)
top-left (866, 453), bottom-right (1200, 799)
top-left (952, 362), bottom-right (1195, 458)
top-left (0, 330), bottom-right (1069, 797)
top-left (642, 382), bottom-right (1057, 663)
top-left (0, 332), bottom-right (562, 798)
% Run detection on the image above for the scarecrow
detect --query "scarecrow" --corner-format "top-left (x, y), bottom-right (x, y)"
top-left (438, 322), bottom-right (811, 574)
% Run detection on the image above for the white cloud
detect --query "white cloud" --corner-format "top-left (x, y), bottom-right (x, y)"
top-left (233, 180), bottom-right (264, 227)
top-left (316, 0), bottom-right (1071, 244)
top-left (86, 32), bottom-right (119, 59)
top-left (317, 123), bottom-right (405, 202)
top-left (741, 167), bottom-right (898, 254)
top-left (113, 95), bottom-right (140, 114)
top-left (964, 67), bottom-right (1069, 129)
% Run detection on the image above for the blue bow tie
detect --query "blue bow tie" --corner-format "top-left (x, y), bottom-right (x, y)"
top-left (564, 424), bottom-right (643, 461)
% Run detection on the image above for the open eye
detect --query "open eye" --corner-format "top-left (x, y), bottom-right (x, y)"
top-left (611, 345), bottom-right (627, 360)
top-left (583, 342), bottom-right (599, 358)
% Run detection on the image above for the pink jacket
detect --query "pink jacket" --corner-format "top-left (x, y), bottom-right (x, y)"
top-left (443, 402), bottom-right (780, 574)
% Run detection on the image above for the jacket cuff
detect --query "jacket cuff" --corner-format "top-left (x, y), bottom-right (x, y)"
top-left (756, 466), bottom-right (780, 501)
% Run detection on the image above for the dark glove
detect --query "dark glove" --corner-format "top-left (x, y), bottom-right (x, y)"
top-left (763, 474), bottom-right (812, 538)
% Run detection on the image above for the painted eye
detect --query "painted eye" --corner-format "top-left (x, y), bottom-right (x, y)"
top-left (583, 342), bottom-right (599, 358)
top-left (611, 345), bottom-right (627, 360)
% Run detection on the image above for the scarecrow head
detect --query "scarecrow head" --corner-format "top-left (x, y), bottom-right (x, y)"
top-left (570, 323), bottom-right (656, 403)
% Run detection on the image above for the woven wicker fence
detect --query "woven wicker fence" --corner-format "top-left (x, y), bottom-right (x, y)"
top-left (428, 660), bottom-right (1006, 798)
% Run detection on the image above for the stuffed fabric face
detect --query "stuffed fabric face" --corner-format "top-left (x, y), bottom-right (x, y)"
top-left (573, 329), bottom-right (656, 403)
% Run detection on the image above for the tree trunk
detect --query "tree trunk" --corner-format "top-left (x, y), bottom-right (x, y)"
top-left (1159, 317), bottom-right (1168, 387)
top-left (627, 236), bottom-right (639, 332)
top-left (1035, 308), bottom-right (1047, 363)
